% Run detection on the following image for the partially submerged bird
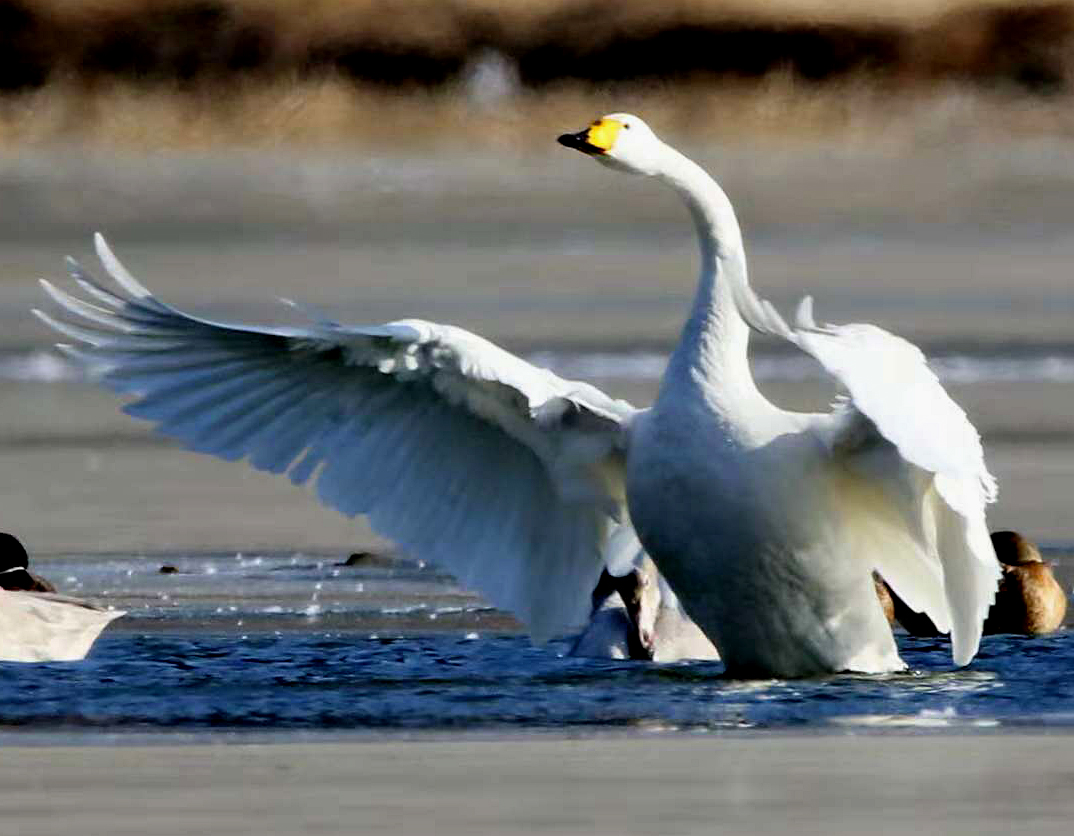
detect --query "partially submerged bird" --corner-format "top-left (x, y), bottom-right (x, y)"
top-left (35, 113), bottom-right (998, 677)
top-left (570, 555), bottom-right (719, 662)
top-left (0, 533), bottom-right (123, 662)
top-left (570, 566), bottom-right (655, 660)
top-left (0, 591), bottom-right (124, 663)
top-left (985, 531), bottom-right (1066, 635)
top-left (885, 531), bottom-right (1066, 637)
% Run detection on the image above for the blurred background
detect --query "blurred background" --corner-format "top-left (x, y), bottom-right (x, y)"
top-left (0, 0), bottom-right (1072, 553)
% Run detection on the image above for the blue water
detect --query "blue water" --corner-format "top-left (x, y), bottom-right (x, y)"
top-left (3, 552), bottom-right (1073, 734)
top-left (5, 633), bottom-right (1074, 732)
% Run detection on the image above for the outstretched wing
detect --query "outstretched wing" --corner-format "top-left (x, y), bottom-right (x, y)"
top-left (35, 234), bottom-right (639, 642)
top-left (789, 297), bottom-right (999, 665)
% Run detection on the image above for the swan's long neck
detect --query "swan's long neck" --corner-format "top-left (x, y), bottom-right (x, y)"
top-left (653, 144), bottom-right (763, 419)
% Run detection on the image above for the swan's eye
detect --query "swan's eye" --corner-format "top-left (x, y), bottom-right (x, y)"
top-left (623, 124), bottom-right (632, 130)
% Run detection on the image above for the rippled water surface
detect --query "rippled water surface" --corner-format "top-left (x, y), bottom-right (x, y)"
top-left (4, 551), bottom-right (1073, 735)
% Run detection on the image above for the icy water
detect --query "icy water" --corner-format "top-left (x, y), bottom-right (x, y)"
top-left (3, 550), bottom-right (1073, 734)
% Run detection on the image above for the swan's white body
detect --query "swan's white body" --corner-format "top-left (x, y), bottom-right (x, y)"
top-left (35, 113), bottom-right (998, 677)
top-left (0, 591), bottom-right (124, 662)
top-left (599, 116), bottom-right (997, 675)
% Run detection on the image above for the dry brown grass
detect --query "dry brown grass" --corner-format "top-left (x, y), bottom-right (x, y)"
top-left (3, 0), bottom-right (1073, 90)
top-left (4, 72), bottom-right (1074, 153)
top-left (3, 0), bottom-right (1074, 151)
top-left (24, 0), bottom-right (1048, 30)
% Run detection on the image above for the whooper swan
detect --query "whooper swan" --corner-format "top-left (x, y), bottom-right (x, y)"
top-left (35, 114), bottom-right (998, 677)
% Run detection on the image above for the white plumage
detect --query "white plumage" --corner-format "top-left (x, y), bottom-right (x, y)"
top-left (562, 113), bottom-right (998, 675)
top-left (0, 592), bottom-right (124, 663)
top-left (36, 113), bottom-right (999, 676)
top-left (36, 235), bottom-right (637, 644)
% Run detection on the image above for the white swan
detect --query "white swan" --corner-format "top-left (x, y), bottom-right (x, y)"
top-left (570, 555), bottom-right (720, 662)
top-left (34, 113), bottom-right (998, 677)
top-left (561, 115), bottom-right (998, 676)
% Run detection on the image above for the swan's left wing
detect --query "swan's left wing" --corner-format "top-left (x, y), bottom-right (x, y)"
top-left (788, 298), bottom-right (999, 666)
top-left (34, 235), bottom-right (639, 643)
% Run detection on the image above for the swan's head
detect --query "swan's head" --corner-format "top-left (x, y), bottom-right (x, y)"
top-left (991, 531), bottom-right (1043, 566)
top-left (558, 113), bottom-right (663, 176)
top-left (611, 556), bottom-right (662, 657)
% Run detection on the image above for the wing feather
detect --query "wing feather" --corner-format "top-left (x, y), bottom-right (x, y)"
top-left (36, 235), bottom-right (638, 642)
top-left (755, 293), bottom-right (1000, 664)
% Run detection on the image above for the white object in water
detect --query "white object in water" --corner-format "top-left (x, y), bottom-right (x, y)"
top-left (650, 573), bottom-right (720, 664)
top-left (36, 113), bottom-right (998, 677)
top-left (569, 557), bottom-right (656, 660)
top-left (559, 114), bottom-right (998, 676)
top-left (570, 555), bottom-right (719, 663)
top-left (0, 591), bottom-right (124, 662)
top-left (570, 599), bottom-right (637, 660)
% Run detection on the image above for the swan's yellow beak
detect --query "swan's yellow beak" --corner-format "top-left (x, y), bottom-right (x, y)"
top-left (557, 118), bottom-right (623, 155)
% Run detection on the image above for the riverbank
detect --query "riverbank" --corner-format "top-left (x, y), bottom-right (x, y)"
top-left (6, 733), bottom-right (1074, 835)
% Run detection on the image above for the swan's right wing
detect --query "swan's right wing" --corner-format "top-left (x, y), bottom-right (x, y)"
top-left (35, 235), bottom-right (639, 643)
top-left (787, 299), bottom-right (999, 665)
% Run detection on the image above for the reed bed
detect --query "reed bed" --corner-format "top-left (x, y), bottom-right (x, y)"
top-left (1, 0), bottom-right (1073, 149)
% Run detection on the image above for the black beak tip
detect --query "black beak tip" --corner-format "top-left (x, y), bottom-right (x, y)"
top-left (558, 130), bottom-right (601, 154)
